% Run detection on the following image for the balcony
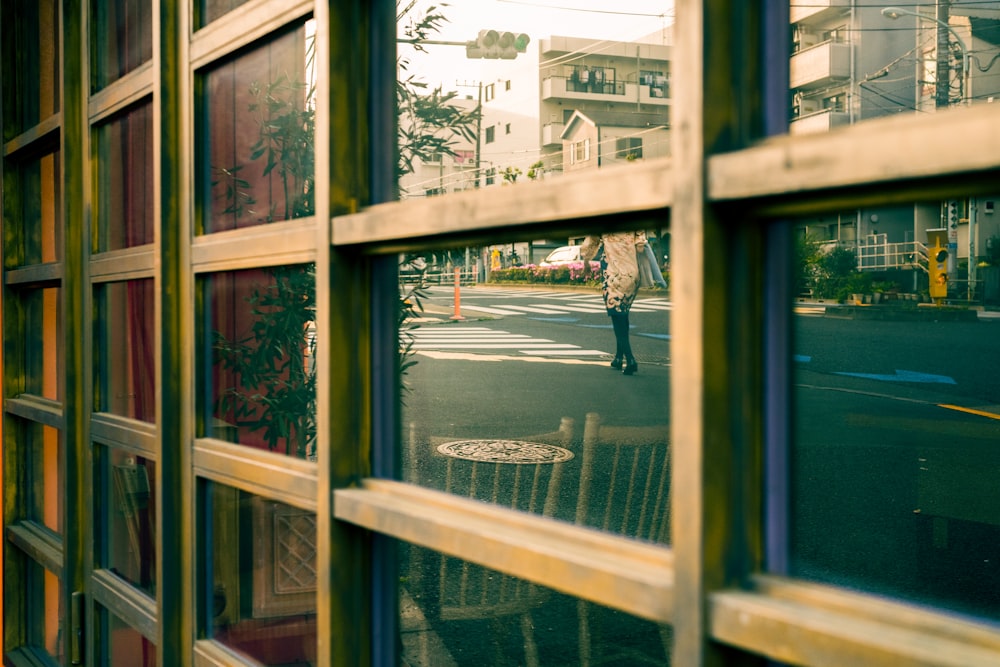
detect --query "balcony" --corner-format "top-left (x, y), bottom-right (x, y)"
top-left (790, 0), bottom-right (849, 25)
top-left (541, 76), bottom-right (670, 107)
top-left (790, 41), bottom-right (851, 90)
top-left (790, 109), bottom-right (850, 135)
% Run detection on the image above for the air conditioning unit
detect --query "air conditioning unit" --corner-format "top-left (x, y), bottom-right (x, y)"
top-left (793, 27), bottom-right (819, 50)
top-left (798, 98), bottom-right (821, 115)
top-left (794, 93), bottom-right (820, 115)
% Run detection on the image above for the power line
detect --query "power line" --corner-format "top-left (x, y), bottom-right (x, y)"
top-left (496, 0), bottom-right (673, 20)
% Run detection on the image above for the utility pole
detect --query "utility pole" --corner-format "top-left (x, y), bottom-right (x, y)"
top-left (456, 80), bottom-right (484, 188)
top-left (935, 0), bottom-right (951, 109)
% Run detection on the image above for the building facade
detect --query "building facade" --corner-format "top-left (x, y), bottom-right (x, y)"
top-left (791, 1), bottom-right (1000, 299)
top-left (3, 1), bottom-right (1000, 665)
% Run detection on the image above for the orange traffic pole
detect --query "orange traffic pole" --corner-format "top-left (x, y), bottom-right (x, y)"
top-left (450, 267), bottom-right (465, 320)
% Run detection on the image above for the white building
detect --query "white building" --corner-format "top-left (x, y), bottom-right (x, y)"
top-left (790, 1), bottom-right (1000, 295)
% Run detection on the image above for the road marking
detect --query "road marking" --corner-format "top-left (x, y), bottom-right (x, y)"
top-left (938, 404), bottom-right (1000, 421)
top-left (833, 369), bottom-right (956, 384)
top-left (407, 327), bottom-right (608, 358)
top-left (456, 305), bottom-right (531, 315)
top-left (799, 384), bottom-right (1000, 421)
top-left (416, 350), bottom-right (609, 366)
top-left (500, 305), bottom-right (575, 314)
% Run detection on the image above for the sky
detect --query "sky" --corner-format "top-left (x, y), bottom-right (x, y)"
top-left (397, 0), bottom-right (675, 95)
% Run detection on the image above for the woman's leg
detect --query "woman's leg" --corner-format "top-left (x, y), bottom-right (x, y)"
top-left (610, 310), bottom-right (637, 373)
top-left (611, 310), bottom-right (637, 374)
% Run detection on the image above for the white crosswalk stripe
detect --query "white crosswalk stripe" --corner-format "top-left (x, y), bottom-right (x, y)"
top-left (422, 286), bottom-right (672, 316)
top-left (405, 326), bottom-right (609, 357)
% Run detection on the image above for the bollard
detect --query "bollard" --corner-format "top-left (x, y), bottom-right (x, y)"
top-left (450, 267), bottom-right (465, 320)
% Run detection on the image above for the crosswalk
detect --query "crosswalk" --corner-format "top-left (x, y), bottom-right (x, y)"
top-left (423, 286), bottom-right (673, 317)
top-left (404, 326), bottom-right (610, 357)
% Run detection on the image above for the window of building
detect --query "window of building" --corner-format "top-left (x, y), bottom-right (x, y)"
top-left (616, 136), bottom-right (643, 159)
top-left (485, 125), bottom-right (495, 143)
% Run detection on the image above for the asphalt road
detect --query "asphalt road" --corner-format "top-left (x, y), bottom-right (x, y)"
top-left (396, 284), bottom-right (1000, 665)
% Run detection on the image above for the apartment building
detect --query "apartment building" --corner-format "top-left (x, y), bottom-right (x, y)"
top-left (791, 1), bottom-right (1000, 297)
top-left (539, 34), bottom-right (672, 173)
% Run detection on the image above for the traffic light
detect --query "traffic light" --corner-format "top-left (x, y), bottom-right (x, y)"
top-left (929, 241), bottom-right (948, 299)
top-left (466, 30), bottom-right (530, 59)
top-left (947, 200), bottom-right (960, 229)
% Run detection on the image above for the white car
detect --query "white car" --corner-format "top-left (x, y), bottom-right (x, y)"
top-left (539, 245), bottom-right (584, 267)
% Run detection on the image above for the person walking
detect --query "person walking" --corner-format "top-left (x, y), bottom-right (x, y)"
top-left (581, 230), bottom-right (647, 375)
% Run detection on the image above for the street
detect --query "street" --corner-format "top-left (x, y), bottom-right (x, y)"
top-left (396, 284), bottom-right (1000, 665)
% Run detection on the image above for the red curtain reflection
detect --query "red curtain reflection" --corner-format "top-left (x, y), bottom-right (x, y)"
top-left (204, 26), bottom-right (309, 232)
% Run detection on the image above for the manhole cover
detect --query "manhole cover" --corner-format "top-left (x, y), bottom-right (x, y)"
top-left (437, 439), bottom-right (574, 464)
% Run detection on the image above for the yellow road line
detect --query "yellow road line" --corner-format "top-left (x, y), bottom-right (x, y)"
top-left (938, 404), bottom-right (1000, 421)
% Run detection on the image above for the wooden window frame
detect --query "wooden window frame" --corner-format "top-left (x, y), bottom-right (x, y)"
top-left (4, 0), bottom-right (1000, 665)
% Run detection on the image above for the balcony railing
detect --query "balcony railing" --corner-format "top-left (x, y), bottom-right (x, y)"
top-left (857, 238), bottom-right (928, 272)
top-left (790, 0), bottom-right (850, 26)
top-left (789, 109), bottom-right (850, 135)
top-left (789, 41), bottom-right (851, 90)
top-left (542, 76), bottom-right (670, 105)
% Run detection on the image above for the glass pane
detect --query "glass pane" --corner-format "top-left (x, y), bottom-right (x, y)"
top-left (1, 0), bottom-right (59, 139)
top-left (94, 280), bottom-right (155, 421)
top-left (12, 148), bottom-right (63, 266)
top-left (97, 445), bottom-right (156, 595)
top-left (94, 101), bottom-right (154, 251)
top-left (400, 543), bottom-right (671, 665)
top-left (396, 3), bottom-right (671, 198)
top-left (198, 21), bottom-right (316, 233)
top-left (24, 563), bottom-right (65, 660)
top-left (31, 423), bottom-right (63, 534)
top-left (199, 265), bottom-right (317, 459)
top-left (91, 0), bottom-right (152, 91)
top-left (206, 482), bottom-right (317, 665)
top-left (790, 7), bottom-right (1000, 135)
top-left (101, 605), bottom-right (156, 666)
top-left (23, 287), bottom-right (63, 401)
top-left (401, 232), bottom-right (670, 542)
top-left (196, 0), bottom-right (253, 30)
top-left (789, 197), bottom-right (1000, 622)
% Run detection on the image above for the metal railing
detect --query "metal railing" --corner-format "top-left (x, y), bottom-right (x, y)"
top-left (856, 238), bottom-right (928, 272)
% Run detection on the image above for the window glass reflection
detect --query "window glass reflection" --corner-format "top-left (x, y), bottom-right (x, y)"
top-left (15, 148), bottom-right (62, 265)
top-left (95, 280), bottom-right (155, 421)
top-left (102, 605), bottom-right (156, 666)
top-left (35, 423), bottom-right (62, 534)
top-left (43, 567), bottom-right (63, 660)
top-left (401, 543), bottom-right (671, 665)
top-left (198, 21), bottom-right (316, 233)
top-left (1, 0), bottom-right (59, 139)
top-left (396, 2), bottom-right (672, 198)
top-left (196, 0), bottom-right (253, 29)
top-left (206, 482), bottom-right (316, 664)
top-left (401, 232), bottom-right (670, 542)
top-left (790, 201), bottom-right (1000, 622)
top-left (95, 101), bottom-right (154, 251)
top-left (790, 6), bottom-right (1000, 135)
top-left (23, 287), bottom-right (62, 401)
top-left (91, 0), bottom-right (152, 91)
top-left (98, 445), bottom-right (156, 595)
top-left (199, 265), bottom-right (317, 459)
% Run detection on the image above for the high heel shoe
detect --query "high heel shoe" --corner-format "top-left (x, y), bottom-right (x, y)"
top-left (622, 357), bottom-right (638, 375)
top-left (610, 355), bottom-right (623, 370)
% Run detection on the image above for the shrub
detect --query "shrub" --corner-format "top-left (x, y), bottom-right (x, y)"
top-left (489, 261), bottom-right (603, 286)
